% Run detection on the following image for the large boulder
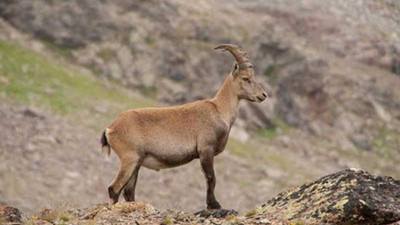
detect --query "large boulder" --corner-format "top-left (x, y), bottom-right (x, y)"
top-left (253, 169), bottom-right (400, 224)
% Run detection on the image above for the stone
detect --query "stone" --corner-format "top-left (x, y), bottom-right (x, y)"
top-left (194, 209), bottom-right (239, 219)
top-left (0, 204), bottom-right (22, 223)
top-left (254, 169), bottom-right (400, 225)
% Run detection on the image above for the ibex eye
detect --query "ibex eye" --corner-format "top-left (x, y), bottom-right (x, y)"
top-left (242, 77), bottom-right (250, 83)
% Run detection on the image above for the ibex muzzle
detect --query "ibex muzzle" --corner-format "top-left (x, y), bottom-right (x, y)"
top-left (101, 44), bottom-right (267, 209)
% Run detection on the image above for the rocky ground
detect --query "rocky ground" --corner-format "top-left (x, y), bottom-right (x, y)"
top-left (1, 169), bottom-right (399, 225)
top-left (1, 0), bottom-right (400, 221)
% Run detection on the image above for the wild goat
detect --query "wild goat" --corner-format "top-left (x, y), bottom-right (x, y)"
top-left (101, 44), bottom-right (267, 209)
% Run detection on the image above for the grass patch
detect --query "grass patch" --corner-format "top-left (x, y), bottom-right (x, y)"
top-left (0, 38), bottom-right (157, 129)
top-left (140, 85), bottom-right (158, 98)
top-left (145, 35), bottom-right (156, 47)
top-left (226, 138), bottom-right (296, 172)
top-left (257, 125), bottom-right (278, 139)
top-left (226, 135), bottom-right (316, 190)
top-left (162, 218), bottom-right (172, 225)
top-left (42, 39), bottom-right (74, 59)
top-left (324, 136), bottom-right (400, 178)
top-left (226, 139), bottom-right (249, 158)
top-left (245, 209), bottom-right (256, 217)
top-left (370, 127), bottom-right (400, 155)
top-left (257, 120), bottom-right (290, 140)
top-left (226, 214), bottom-right (236, 221)
top-left (264, 64), bottom-right (280, 82)
top-left (39, 210), bottom-right (73, 223)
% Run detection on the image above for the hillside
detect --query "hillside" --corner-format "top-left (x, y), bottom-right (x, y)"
top-left (0, 0), bottom-right (400, 219)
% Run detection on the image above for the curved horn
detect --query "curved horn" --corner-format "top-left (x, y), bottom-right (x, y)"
top-left (214, 44), bottom-right (251, 69)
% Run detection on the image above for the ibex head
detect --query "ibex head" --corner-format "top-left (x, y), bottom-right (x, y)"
top-left (215, 44), bottom-right (267, 102)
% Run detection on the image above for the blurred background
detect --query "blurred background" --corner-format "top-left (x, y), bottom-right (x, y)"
top-left (0, 0), bottom-right (399, 215)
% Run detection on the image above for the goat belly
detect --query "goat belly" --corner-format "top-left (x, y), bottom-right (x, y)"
top-left (142, 149), bottom-right (198, 171)
top-left (142, 156), bottom-right (167, 171)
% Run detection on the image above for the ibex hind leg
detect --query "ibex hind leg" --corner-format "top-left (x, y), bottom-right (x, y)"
top-left (123, 162), bottom-right (142, 202)
top-left (108, 150), bottom-right (141, 205)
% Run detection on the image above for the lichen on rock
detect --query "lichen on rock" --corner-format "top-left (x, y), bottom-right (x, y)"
top-left (253, 169), bottom-right (400, 225)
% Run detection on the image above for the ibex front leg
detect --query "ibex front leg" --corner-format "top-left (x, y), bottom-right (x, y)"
top-left (199, 151), bottom-right (221, 209)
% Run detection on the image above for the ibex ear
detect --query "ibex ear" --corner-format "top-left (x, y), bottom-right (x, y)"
top-left (231, 62), bottom-right (239, 78)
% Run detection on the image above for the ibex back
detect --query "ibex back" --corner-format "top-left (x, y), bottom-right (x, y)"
top-left (101, 44), bottom-right (267, 209)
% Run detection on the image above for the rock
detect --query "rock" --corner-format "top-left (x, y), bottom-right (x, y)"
top-left (194, 209), bottom-right (238, 219)
top-left (254, 169), bottom-right (400, 224)
top-left (23, 107), bottom-right (44, 119)
top-left (3, 169), bottom-right (400, 225)
top-left (0, 204), bottom-right (22, 224)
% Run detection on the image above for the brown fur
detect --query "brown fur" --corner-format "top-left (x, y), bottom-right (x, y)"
top-left (102, 44), bottom-right (267, 209)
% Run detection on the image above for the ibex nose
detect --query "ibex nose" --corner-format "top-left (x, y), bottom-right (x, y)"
top-left (257, 92), bottom-right (268, 102)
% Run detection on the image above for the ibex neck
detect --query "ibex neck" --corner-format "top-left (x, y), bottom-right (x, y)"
top-left (212, 75), bottom-right (239, 128)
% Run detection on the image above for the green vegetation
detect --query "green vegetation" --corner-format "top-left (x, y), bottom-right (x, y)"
top-left (245, 209), bottom-right (256, 217)
top-left (226, 214), bottom-right (236, 221)
top-left (0, 38), bottom-right (156, 129)
top-left (370, 126), bottom-right (400, 156)
top-left (257, 120), bottom-right (290, 140)
top-left (257, 126), bottom-right (278, 139)
top-left (227, 139), bottom-right (250, 158)
top-left (264, 64), bottom-right (280, 82)
top-left (42, 39), bottom-right (74, 59)
top-left (163, 218), bottom-right (172, 224)
top-left (226, 138), bottom-right (296, 173)
top-left (318, 134), bottom-right (400, 178)
top-left (39, 210), bottom-right (73, 223)
top-left (145, 35), bottom-right (156, 47)
top-left (226, 134), bottom-right (318, 190)
top-left (140, 85), bottom-right (158, 98)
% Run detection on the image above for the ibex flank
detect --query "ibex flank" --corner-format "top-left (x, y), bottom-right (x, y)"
top-left (101, 44), bottom-right (267, 209)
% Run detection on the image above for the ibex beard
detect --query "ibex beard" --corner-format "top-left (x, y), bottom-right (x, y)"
top-left (101, 44), bottom-right (267, 209)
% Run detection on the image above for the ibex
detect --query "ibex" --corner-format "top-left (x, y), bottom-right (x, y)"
top-left (101, 44), bottom-right (267, 209)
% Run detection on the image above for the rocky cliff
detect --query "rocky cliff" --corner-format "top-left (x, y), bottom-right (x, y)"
top-left (2, 169), bottom-right (399, 225)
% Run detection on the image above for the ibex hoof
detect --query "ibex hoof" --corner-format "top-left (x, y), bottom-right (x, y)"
top-left (108, 186), bottom-right (119, 206)
top-left (207, 201), bottom-right (222, 210)
top-left (123, 190), bottom-right (135, 202)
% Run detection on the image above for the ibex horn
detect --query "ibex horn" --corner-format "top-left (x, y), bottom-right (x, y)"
top-left (214, 44), bottom-right (252, 69)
